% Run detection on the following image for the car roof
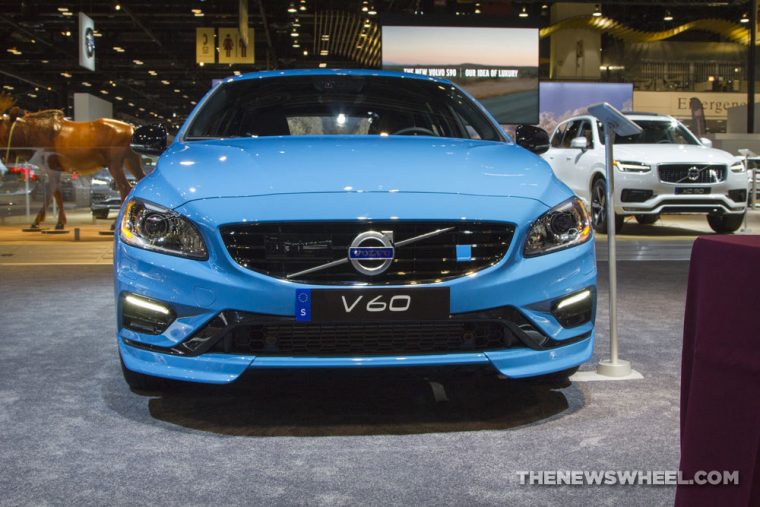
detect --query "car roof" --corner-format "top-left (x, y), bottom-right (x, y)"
top-left (225, 68), bottom-right (455, 86)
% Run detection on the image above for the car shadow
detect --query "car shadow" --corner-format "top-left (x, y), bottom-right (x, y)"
top-left (118, 368), bottom-right (585, 437)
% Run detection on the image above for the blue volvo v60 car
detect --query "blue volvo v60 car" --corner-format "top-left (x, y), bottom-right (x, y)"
top-left (118, 69), bottom-right (596, 390)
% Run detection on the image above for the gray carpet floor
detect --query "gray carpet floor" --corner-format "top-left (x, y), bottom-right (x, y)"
top-left (0, 262), bottom-right (687, 506)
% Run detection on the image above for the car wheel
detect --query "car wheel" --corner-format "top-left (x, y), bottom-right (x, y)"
top-left (590, 178), bottom-right (625, 234)
top-left (120, 353), bottom-right (167, 392)
top-left (635, 214), bottom-right (660, 225)
top-left (92, 209), bottom-right (109, 219)
top-left (707, 213), bottom-right (745, 234)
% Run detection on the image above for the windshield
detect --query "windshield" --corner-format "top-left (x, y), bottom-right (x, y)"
top-left (184, 75), bottom-right (503, 142)
top-left (599, 119), bottom-right (699, 145)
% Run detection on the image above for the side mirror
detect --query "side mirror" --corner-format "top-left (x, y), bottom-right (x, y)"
top-left (700, 137), bottom-right (713, 148)
top-left (131, 124), bottom-right (167, 156)
top-left (570, 137), bottom-right (589, 150)
top-left (515, 125), bottom-right (550, 155)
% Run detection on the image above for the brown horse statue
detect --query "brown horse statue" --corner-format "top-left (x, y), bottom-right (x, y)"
top-left (0, 94), bottom-right (144, 229)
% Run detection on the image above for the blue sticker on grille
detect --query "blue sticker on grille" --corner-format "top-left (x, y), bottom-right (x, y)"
top-left (295, 289), bottom-right (311, 322)
top-left (456, 244), bottom-right (473, 262)
top-left (349, 247), bottom-right (394, 259)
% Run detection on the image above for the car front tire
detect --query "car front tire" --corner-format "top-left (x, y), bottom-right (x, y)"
top-left (707, 213), bottom-right (744, 234)
top-left (591, 178), bottom-right (625, 234)
top-left (635, 214), bottom-right (660, 225)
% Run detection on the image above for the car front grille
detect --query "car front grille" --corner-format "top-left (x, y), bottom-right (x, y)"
top-left (220, 221), bottom-right (515, 285)
top-left (212, 320), bottom-right (518, 356)
top-left (658, 164), bottom-right (726, 184)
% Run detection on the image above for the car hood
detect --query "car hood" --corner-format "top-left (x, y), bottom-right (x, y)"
top-left (612, 144), bottom-right (736, 165)
top-left (137, 136), bottom-right (569, 209)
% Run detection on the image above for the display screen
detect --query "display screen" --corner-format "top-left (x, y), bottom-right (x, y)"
top-left (382, 26), bottom-right (539, 125)
top-left (539, 82), bottom-right (633, 134)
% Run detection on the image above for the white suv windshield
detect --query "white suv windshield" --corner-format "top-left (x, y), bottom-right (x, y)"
top-left (599, 119), bottom-right (699, 145)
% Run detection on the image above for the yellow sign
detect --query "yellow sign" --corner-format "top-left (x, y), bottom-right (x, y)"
top-left (218, 27), bottom-right (254, 64)
top-left (196, 27), bottom-right (215, 64)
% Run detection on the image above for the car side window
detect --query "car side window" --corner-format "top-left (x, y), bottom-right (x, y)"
top-left (560, 121), bottom-right (581, 148)
top-left (551, 123), bottom-right (567, 148)
top-left (577, 121), bottom-right (593, 148)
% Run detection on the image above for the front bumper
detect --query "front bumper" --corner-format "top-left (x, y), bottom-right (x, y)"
top-left (613, 170), bottom-right (747, 215)
top-left (115, 193), bottom-right (596, 384)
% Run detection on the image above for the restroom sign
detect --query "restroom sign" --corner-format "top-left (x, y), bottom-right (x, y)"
top-left (218, 27), bottom-right (254, 64)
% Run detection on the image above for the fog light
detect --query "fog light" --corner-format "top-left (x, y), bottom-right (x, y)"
top-left (121, 293), bottom-right (175, 335)
top-left (552, 289), bottom-right (594, 328)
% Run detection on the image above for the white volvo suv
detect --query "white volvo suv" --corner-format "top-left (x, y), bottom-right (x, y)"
top-left (542, 113), bottom-right (747, 233)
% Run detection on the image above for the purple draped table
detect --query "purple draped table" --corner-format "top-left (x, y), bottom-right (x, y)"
top-left (675, 235), bottom-right (760, 505)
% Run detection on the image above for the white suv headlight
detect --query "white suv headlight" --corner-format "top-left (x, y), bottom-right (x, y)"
top-left (524, 197), bottom-right (592, 257)
top-left (614, 161), bottom-right (651, 173)
top-left (120, 199), bottom-right (208, 259)
top-left (731, 161), bottom-right (746, 173)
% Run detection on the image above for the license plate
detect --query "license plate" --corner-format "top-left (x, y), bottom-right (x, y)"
top-left (675, 187), bottom-right (711, 195)
top-left (295, 287), bottom-right (450, 322)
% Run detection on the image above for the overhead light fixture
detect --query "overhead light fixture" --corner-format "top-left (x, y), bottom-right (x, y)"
top-left (160, 79), bottom-right (170, 85)
top-left (7, 48), bottom-right (22, 55)
top-left (299, 0), bottom-right (306, 11)
top-left (128, 102), bottom-right (134, 107)
top-left (61, 11), bottom-right (73, 16)
top-left (57, 7), bottom-right (69, 12)
top-left (303, 49), bottom-right (309, 56)
top-left (233, 71), bottom-right (241, 76)
top-left (174, 89), bottom-right (181, 93)
top-left (318, 62), bottom-right (327, 68)
top-left (199, 61), bottom-right (205, 67)
top-left (663, 10), bottom-right (673, 21)
top-left (148, 70), bottom-right (158, 76)
top-left (191, 8), bottom-right (202, 13)
top-left (113, 46), bottom-right (125, 53)
top-left (193, 12), bottom-right (204, 17)
top-left (290, 31), bottom-right (299, 37)
top-left (82, 81), bottom-right (91, 87)
top-left (320, 49), bottom-right (329, 56)
top-left (741, 13), bottom-right (750, 23)
top-left (361, 1), bottom-right (369, 12)
top-left (2, 85), bottom-right (14, 90)
top-left (63, 30), bottom-right (71, 37)
top-left (132, 59), bottom-right (143, 65)
top-left (60, 71), bottom-right (72, 78)
top-left (519, 6), bottom-right (528, 18)
top-left (139, 107), bottom-right (145, 111)
top-left (115, 96), bottom-right (123, 101)
top-left (287, 2), bottom-right (297, 14)
top-left (190, 101), bottom-right (197, 105)
top-left (593, 4), bottom-right (602, 17)
top-left (100, 89), bottom-right (109, 95)
top-left (114, 3), bottom-right (121, 10)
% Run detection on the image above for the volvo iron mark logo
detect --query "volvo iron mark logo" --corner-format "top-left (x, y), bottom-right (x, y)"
top-left (348, 231), bottom-right (394, 276)
top-left (687, 166), bottom-right (701, 181)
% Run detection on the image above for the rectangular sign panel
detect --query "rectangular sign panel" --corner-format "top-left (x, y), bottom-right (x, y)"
top-left (218, 27), bottom-right (254, 64)
top-left (78, 12), bottom-right (95, 71)
top-left (382, 26), bottom-right (539, 124)
top-left (539, 82), bottom-right (633, 134)
top-left (196, 27), bottom-right (216, 64)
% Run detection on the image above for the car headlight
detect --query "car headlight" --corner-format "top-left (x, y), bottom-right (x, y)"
top-left (731, 161), bottom-right (746, 173)
top-left (614, 161), bottom-right (651, 173)
top-left (524, 197), bottom-right (592, 257)
top-left (120, 199), bottom-right (207, 259)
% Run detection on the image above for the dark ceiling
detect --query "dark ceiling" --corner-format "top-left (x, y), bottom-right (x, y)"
top-left (0, 0), bottom-right (753, 130)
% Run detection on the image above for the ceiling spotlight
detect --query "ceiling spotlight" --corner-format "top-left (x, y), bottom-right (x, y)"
top-left (663, 10), bottom-right (673, 21)
top-left (160, 80), bottom-right (170, 85)
top-left (82, 81), bottom-right (91, 87)
top-left (128, 102), bottom-right (134, 107)
top-left (63, 30), bottom-right (72, 37)
top-left (62, 11), bottom-right (73, 16)
top-left (100, 89), bottom-right (109, 95)
top-left (320, 49), bottom-right (329, 56)
top-left (290, 31), bottom-right (299, 37)
top-left (199, 62), bottom-right (205, 67)
top-left (318, 63), bottom-right (327, 68)
top-left (148, 70), bottom-right (158, 76)
top-left (114, 3), bottom-right (121, 10)
top-left (132, 59), bottom-right (143, 65)
top-left (233, 71), bottom-right (241, 76)
top-left (287, 3), bottom-right (297, 14)
top-left (57, 7), bottom-right (69, 12)
top-left (112, 46), bottom-right (125, 53)
top-left (7, 48), bottom-right (22, 55)
top-left (115, 96), bottom-right (123, 101)
top-left (361, 1), bottom-right (369, 12)
top-left (519, 6), bottom-right (528, 18)
top-left (741, 13), bottom-right (749, 23)
top-left (593, 4), bottom-right (602, 17)
top-left (60, 71), bottom-right (72, 78)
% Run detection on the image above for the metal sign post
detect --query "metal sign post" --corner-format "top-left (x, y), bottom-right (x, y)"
top-left (588, 103), bottom-right (642, 378)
